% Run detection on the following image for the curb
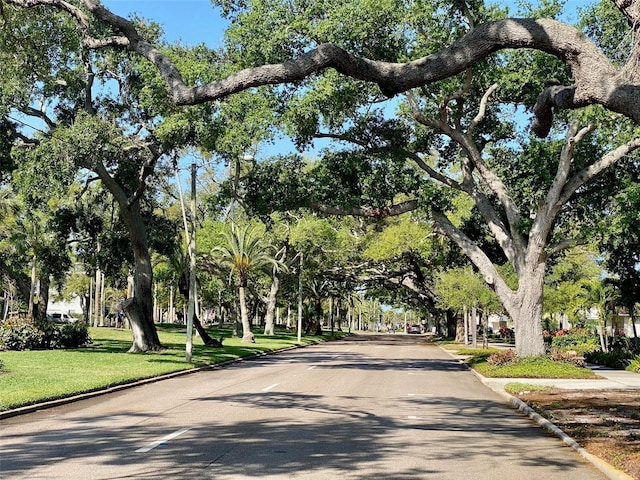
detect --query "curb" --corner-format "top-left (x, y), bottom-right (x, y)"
top-left (440, 346), bottom-right (635, 480)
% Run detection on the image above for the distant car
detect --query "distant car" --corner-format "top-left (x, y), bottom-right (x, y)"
top-left (47, 312), bottom-right (77, 324)
top-left (407, 324), bottom-right (421, 334)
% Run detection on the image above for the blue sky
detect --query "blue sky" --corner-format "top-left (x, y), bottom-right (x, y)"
top-left (103, 0), bottom-right (228, 47)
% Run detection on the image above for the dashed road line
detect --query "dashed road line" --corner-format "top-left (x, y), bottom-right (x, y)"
top-left (262, 383), bottom-right (279, 392)
top-left (135, 428), bottom-right (191, 453)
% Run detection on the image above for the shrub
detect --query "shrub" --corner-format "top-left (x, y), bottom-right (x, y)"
top-left (586, 349), bottom-right (632, 369)
top-left (0, 318), bottom-right (91, 351)
top-left (0, 318), bottom-right (46, 350)
top-left (487, 349), bottom-right (518, 366)
top-left (58, 323), bottom-right (92, 348)
top-left (626, 356), bottom-right (640, 373)
top-left (548, 348), bottom-right (586, 368)
top-left (551, 332), bottom-right (599, 356)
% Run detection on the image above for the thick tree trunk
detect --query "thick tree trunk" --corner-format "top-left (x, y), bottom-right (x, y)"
top-left (238, 286), bottom-right (255, 343)
top-left (120, 202), bottom-right (162, 353)
top-left (506, 263), bottom-right (546, 358)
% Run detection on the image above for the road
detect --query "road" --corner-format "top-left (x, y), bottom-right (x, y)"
top-left (0, 334), bottom-right (606, 479)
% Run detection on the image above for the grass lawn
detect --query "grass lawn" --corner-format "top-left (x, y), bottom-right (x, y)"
top-left (0, 325), bottom-right (341, 411)
top-left (465, 349), bottom-right (599, 379)
top-left (439, 343), bottom-right (599, 379)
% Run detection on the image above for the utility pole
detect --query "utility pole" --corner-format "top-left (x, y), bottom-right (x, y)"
top-left (297, 252), bottom-right (303, 343)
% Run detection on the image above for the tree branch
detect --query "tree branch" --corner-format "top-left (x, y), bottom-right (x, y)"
top-left (8, 0), bottom-right (625, 135)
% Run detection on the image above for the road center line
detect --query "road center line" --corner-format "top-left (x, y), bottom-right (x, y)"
top-left (135, 427), bottom-right (190, 453)
top-left (262, 383), bottom-right (279, 392)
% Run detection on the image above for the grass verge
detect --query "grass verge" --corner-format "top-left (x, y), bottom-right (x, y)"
top-left (467, 354), bottom-right (599, 379)
top-left (0, 325), bottom-right (345, 411)
top-left (504, 382), bottom-right (554, 395)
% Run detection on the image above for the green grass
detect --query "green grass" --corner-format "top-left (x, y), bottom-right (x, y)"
top-left (468, 355), bottom-right (598, 379)
top-left (504, 382), bottom-right (554, 395)
top-left (453, 347), bottom-right (500, 357)
top-left (0, 325), bottom-right (344, 411)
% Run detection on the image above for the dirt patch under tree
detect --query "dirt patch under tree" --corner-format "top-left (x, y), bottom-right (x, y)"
top-left (516, 388), bottom-right (640, 479)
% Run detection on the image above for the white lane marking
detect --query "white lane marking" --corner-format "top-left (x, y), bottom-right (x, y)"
top-left (408, 415), bottom-right (422, 419)
top-left (407, 372), bottom-right (428, 376)
top-left (262, 383), bottom-right (279, 392)
top-left (307, 365), bottom-right (317, 370)
top-left (136, 428), bottom-right (191, 453)
top-left (407, 393), bottom-right (434, 397)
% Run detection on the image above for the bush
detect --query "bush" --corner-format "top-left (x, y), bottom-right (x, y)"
top-left (58, 323), bottom-right (91, 348)
top-left (626, 356), bottom-right (640, 373)
top-left (486, 349), bottom-right (518, 366)
top-left (0, 318), bottom-right (91, 351)
top-left (0, 318), bottom-right (46, 350)
top-left (548, 348), bottom-right (586, 368)
top-left (586, 349), bottom-right (633, 369)
top-left (551, 332), bottom-right (600, 351)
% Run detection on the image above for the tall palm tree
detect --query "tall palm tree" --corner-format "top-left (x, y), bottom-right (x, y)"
top-left (213, 226), bottom-right (282, 343)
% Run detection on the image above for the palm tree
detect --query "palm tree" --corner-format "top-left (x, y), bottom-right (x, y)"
top-left (213, 226), bottom-right (283, 343)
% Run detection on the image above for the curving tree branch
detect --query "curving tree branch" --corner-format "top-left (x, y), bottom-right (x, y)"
top-left (6, 0), bottom-right (636, 136)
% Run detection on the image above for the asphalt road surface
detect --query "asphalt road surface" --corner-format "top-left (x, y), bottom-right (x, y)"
top-left (0, 334), bottom-right (607, 479)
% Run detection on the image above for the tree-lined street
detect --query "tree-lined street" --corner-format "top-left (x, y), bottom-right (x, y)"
top-left (0, 336), bottom-right (606, 479)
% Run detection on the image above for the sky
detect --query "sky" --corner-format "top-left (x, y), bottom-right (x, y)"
top-left (103, 0), bottom-right (228, 47)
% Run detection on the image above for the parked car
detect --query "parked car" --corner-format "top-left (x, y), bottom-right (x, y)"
top-left (47, 312), bottom-right (77, 324)
top-left (407, 324), bottom-right (421, 334)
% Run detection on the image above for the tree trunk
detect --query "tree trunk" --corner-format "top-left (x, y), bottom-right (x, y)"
top-left (36, 274), bottom-right (49, 322)
top-left (28, 253), bottom-right (37, 320)
top-left (238, 285), bottom-right (255, 343)
top-left (471, 304), bottom-right (477, 349)
top-left (193, 313), bottom-right (223, 347)
top-left (506, 264), bottom-right (546, 358)
top-left (177, 267), bottom-right (219, 346)
top-left (455, 313), bottom-right (465, 343)
top-left (119, 202), bottom-right (162, 352)
top-left (263, 272), bottom-right (280, 336)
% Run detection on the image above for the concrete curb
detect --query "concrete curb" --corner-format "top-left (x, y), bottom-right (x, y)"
top-left (441, 346), bottom-right (635, 480)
